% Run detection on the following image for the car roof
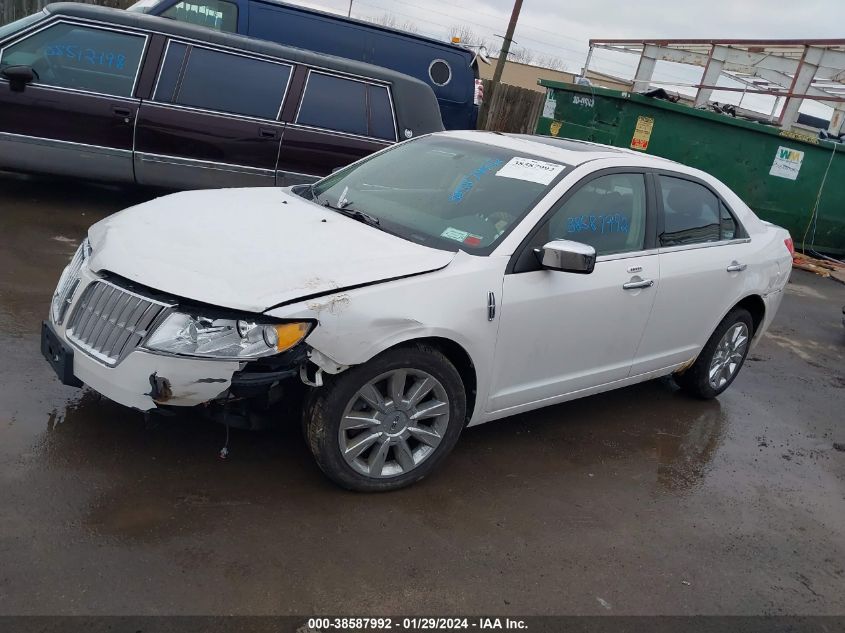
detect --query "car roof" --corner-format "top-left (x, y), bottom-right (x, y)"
top-left (249, 0), bottom-right (475, 61)
top-left (42, 2), bottom-right (430, 89)
top-left (442, 130), bottom-right (681, 168)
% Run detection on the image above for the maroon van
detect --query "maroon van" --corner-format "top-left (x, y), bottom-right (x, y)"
top-left (0, 2), bottom-right (443, 188)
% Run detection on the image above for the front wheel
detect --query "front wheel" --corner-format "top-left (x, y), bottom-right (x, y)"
top-left (675, 308), bottom-right (753, 399)
top-left (303, 344), bottom-right (466, 491)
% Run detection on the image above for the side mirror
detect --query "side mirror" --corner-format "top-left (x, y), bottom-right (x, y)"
top-left (535, 239), bottom-right (596, 274)
top-left (1, 65), bottom-right (36, 92)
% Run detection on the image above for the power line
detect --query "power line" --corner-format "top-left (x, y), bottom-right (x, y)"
top-left (294, 0), bottom-right (696, 83)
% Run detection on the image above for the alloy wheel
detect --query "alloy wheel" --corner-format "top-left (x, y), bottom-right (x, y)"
top-left (708, 322), bottom-right (749, 390)
top-left (338, 368), bottom-right (450, 478)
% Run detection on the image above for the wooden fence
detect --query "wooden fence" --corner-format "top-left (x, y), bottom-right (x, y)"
top-left (1, 0), bottom-right (132, 26)
top-left (478, 79), bottom-right (545, 134)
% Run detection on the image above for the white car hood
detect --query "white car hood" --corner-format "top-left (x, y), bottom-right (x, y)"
top-left (87, 188), bottom-right (455, 313)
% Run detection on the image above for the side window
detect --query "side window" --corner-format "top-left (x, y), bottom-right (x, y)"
top-left (659, 176), bottom-right (721, 247)
top-left (545, 173), bottom-right (648, 256)
top-left (297, 72), bottom-right (368, 137)
top-left (0, 23), bottom-right (146, 97)
top-left (720, 202), bottom-right (737, 240)
top-left (155, 45), bottom-right (291, 119)
top-left (162, 1), bottom-right (238, 33)
top-left (367, 84), bottom-right (396, 141)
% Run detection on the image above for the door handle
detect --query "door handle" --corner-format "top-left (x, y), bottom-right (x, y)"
top-left (258, 127), bottom-right (279, 139)
top-left (623, 279), bottom-right (654, 290)
top-left (726, 262), bottom-right (747, 272)
top-left (112, 106), bottom-right (132, 118)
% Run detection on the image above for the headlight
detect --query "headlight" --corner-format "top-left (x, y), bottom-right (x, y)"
top-left (144, 312), bottom-right (312, 359)
top-left (51, 238), bottom-right (91, 324)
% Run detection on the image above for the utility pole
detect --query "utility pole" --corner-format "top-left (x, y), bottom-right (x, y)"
top-left (479, 0), bottom-right (523, 129)
top-left (347, 0), bottom-right (353, 17)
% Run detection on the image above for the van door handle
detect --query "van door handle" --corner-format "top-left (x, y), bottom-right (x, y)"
top-left (623, 279), bottom-right (654, 290)
top-left (112, 106), bottom-right (132, 118)
top-left (258, 127), bottom-right (279, 139)
top-left (726, 262), bottom-right (747, 272)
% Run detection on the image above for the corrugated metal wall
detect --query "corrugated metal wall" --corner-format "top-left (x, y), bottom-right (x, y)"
top-left (1, 0), bottom-right (133, 27)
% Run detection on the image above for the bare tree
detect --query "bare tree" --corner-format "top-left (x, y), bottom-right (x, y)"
top-left (535, 54), bottom-right (567, 71)
top-left (507, 46), bottom-right (534, 65)
top-left (365, 12), bottom-right (419, 34)
top-left (448, 25), bottom-right (492, 52)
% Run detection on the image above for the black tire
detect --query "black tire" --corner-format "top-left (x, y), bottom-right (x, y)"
top-left (303, 343), bottom-right (466, 492)
top-left (675, 307), bottom-right (754, 399)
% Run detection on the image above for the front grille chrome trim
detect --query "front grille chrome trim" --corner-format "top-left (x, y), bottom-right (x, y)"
top-left (51, 243), bottom-right (87, 325)
top-left (66, 279), bottom-right (174, 366)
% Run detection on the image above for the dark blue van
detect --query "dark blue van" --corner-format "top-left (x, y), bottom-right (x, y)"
top-left (127, 0), bottom-right (483, 129)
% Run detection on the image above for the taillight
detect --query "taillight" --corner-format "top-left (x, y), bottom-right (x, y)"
top-left (784, 237), bottom-right (795, 255)
top-left (474, 78), bottom-right (483, 106)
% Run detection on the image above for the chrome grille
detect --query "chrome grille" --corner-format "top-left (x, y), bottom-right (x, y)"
top-left (66, 281), bottom-right (169, 366)
top-left (51, 241), bottom-right (87, 324)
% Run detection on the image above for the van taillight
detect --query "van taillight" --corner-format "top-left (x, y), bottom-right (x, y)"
top-left (784, 237), bottom-right (795, 255)
top-left (474, 79), bottom-right (484, 106)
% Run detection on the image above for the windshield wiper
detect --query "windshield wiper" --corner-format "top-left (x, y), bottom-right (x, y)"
top-left (321, 200), bottom-right (381, 227)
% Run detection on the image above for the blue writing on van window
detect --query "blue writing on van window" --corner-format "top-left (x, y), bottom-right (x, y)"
top-left (566, 212), bottom-right (630, 234)
top-left (449, 158), bottom-right (504, 202)
top-left (46, 43), bottom-right (127, 69)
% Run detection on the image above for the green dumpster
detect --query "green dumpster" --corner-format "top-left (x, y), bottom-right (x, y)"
top-left (536, 80), bottom-right (844, 255)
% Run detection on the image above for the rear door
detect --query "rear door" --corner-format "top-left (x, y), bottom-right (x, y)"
top-left (276, 69), bottom-right (396, 184)
top-left (631, 172), bottom-right (751, 375)
top-left (134, 41), bottom-right (289, 188)
top-left (0, 20), bottom-right (148, 182)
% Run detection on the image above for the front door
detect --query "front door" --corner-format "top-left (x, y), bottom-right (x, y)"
top-left (0, 20), bottom-right (148, 182)
top-left (134, 42), bottom-right (289, 189)
top-left (488, 171), bottom-right (659, 413)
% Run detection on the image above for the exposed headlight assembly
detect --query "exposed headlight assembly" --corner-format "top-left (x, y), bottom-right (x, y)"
top-left (144, 313), bottom-right (312, 360)
top-left (51, 238), bottom-right (91, 325)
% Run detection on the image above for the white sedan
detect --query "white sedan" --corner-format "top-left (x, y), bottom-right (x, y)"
top-left (42, 131), bottom-right (793, 491)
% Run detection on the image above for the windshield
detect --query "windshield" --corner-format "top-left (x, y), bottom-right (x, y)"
top-left (309, 136), bottom-right (569, 254)
top-left (0, 11), bottom-right (46, 42)
top-left (126, 0), bottom-right (165, 13)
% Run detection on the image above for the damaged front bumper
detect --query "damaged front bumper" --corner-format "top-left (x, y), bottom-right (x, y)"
top-left (41, 268), bottom-right (308, 412)
top-left (43, 316), bottom-right (241, 409)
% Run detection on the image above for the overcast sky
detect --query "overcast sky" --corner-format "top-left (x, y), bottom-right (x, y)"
top-left (292, 0), bottom-right (842, 118)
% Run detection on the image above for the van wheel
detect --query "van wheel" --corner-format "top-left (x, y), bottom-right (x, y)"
top-left (303, 344), bottom-right (466, 492)
top-left (675, 308), bottom-right (753, 399)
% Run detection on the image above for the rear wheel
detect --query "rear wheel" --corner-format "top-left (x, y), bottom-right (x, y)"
top-left (303, 344), bottom-right (466, 491)
top-left (675, 308), bottom-right (753, 399)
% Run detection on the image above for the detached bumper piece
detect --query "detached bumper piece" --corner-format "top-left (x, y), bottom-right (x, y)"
top-left (229, 343), bottom-right (308, 398)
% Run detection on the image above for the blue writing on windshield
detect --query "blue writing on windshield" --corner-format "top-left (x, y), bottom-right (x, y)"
top-left (450, 158), bottom-right (504, 202)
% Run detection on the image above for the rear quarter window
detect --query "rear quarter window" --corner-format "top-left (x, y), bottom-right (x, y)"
top-left (297, 71), bottom-right (395, 140)
top-left (367, 84), bottom-right (396, 141)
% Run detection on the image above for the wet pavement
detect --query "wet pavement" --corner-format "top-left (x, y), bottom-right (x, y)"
top-left (0, 171), bottom-right (844, 616)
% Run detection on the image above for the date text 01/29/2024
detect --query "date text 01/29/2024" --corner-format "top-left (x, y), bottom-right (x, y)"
top-left (305, 617), bottom-right (528, 630)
